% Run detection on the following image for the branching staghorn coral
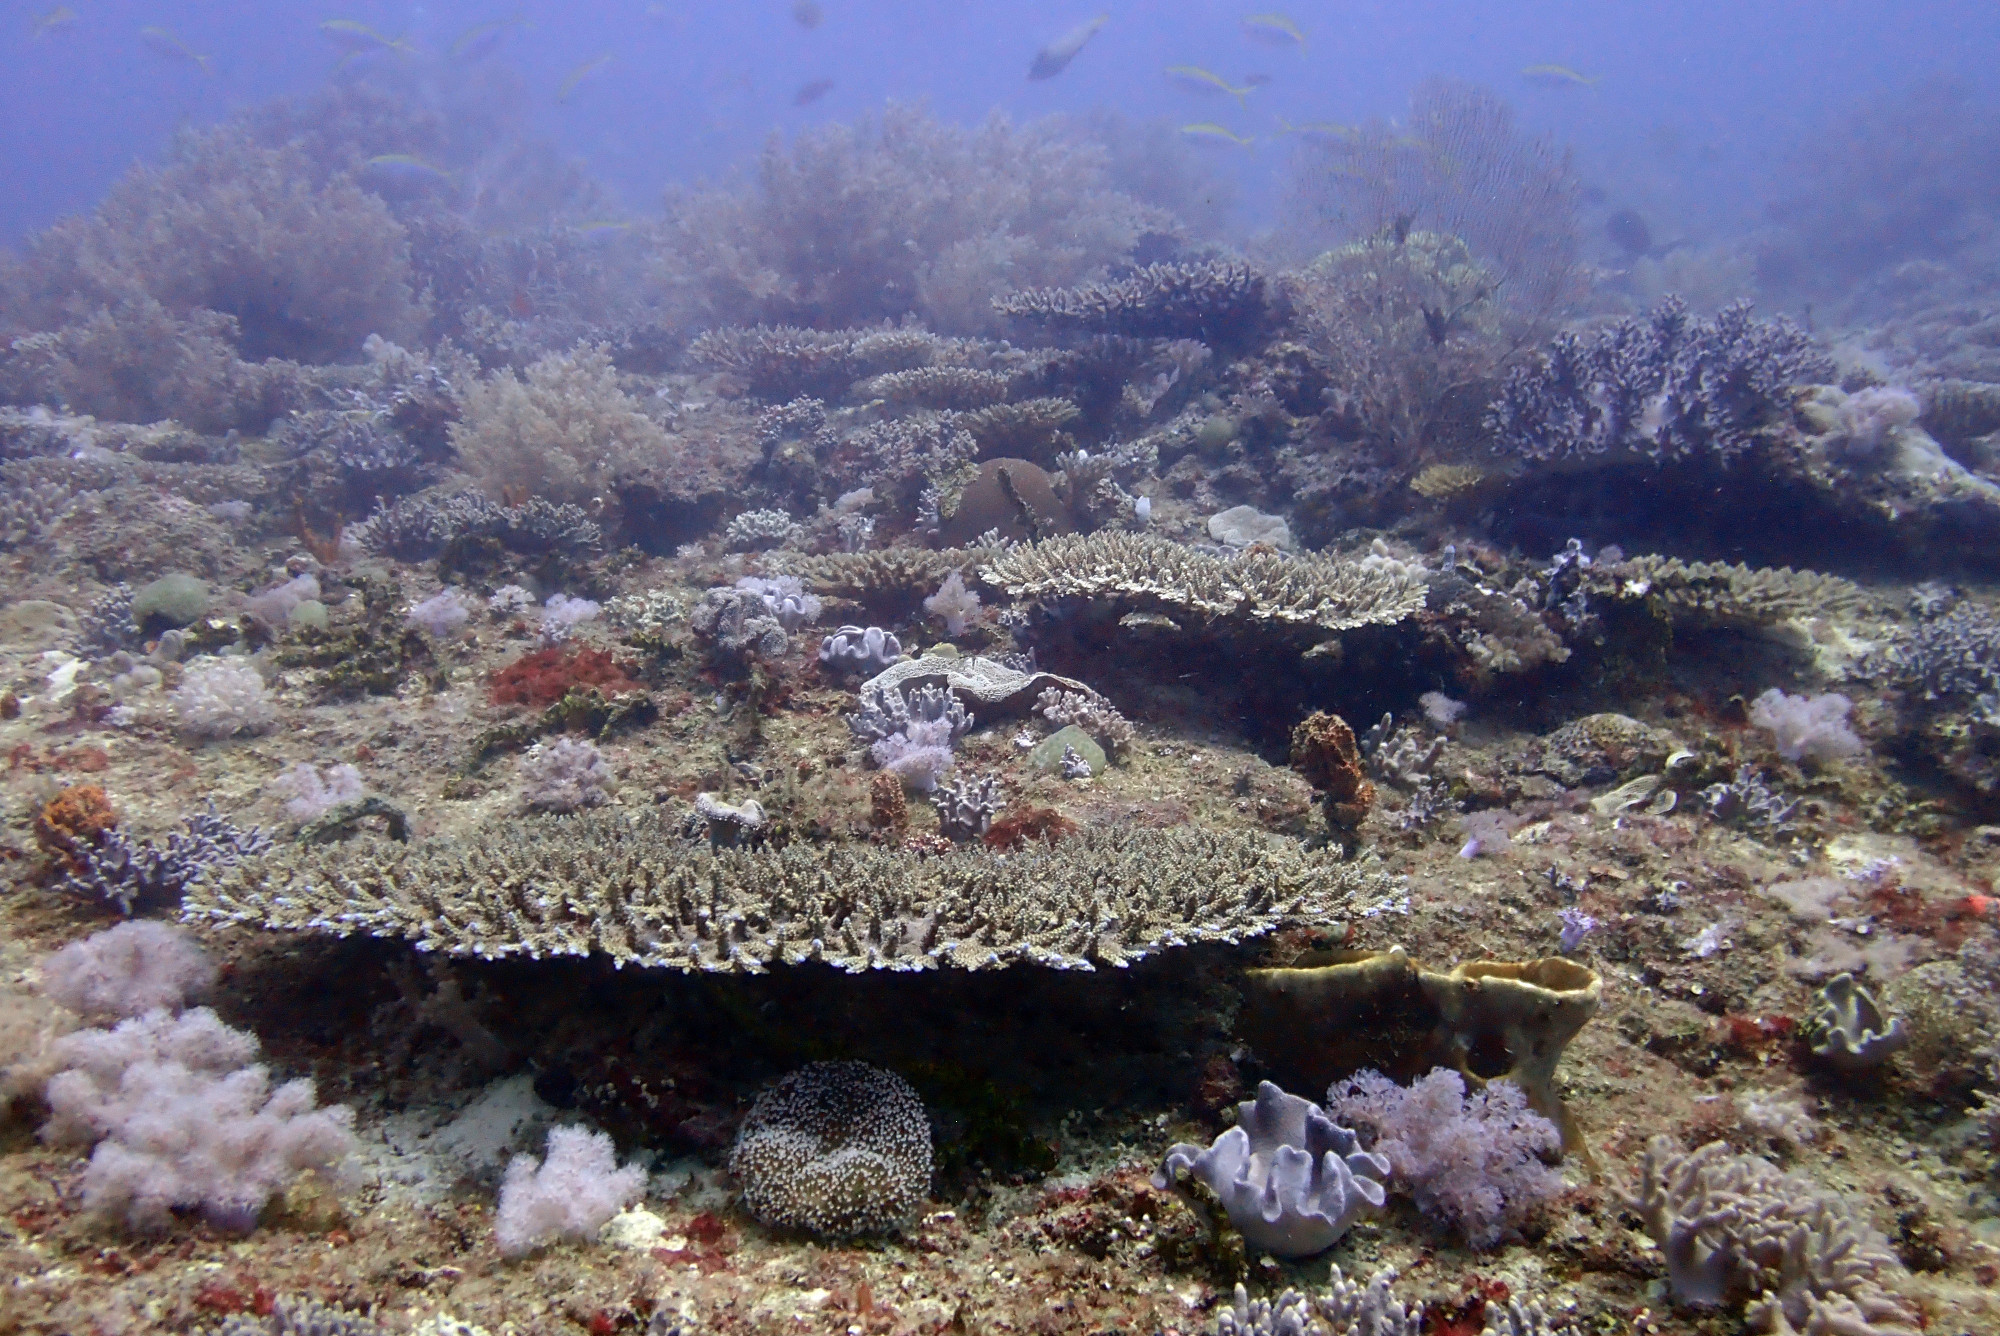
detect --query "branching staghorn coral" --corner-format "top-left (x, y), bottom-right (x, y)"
top-left (183, 816), bottom-right (1401, 973)
top-left (981, 531), bottom-right (1427, 634)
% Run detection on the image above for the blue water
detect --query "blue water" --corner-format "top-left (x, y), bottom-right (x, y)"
top-left (3, 0), bottom-right (1993, 246)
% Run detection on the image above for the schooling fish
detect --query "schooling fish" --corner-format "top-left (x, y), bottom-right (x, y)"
top-left (559, 53), bottom-right (614, 102)
top-left (1275, 119), bottom-right (1357, 142)
top-left (32, 7), bottom-right (76, 40)
top-left (140, 26), bottom-right (214, 76)
top-left (449, 13), bottom-right (530, 61)
top-left (1028, 13), bottom-right (1108, 80)
top-left (320, 20), bottom-right (416, 60)
top-left (1241, 13), bottom-right (1306, 48)
top-left (1167, 65), bottom-right (1254, 104)
top-left (1180, 123), bottom-right (1254, 147)
top-left (793, 77), bottom-right (835, 106)
top-left (1521, 64), bottom-right (1599, 88)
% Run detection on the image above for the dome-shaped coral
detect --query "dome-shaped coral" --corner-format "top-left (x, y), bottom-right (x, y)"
top-left (729, 1060), bottom-right (933, 1237)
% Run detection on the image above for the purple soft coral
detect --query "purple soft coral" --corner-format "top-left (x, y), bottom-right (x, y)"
top-left (1326, 1067), bottom-right (1565, 1249)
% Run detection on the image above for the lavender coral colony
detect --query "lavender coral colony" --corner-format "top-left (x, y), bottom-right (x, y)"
top-left (3, 16), bottom-right (2000, 1336)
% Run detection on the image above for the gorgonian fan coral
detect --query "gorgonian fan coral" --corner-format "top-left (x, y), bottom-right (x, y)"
top-left (652, 103), bottom-right (1175, 336)
top-left (1284, 78), bottom-right (1583, 330)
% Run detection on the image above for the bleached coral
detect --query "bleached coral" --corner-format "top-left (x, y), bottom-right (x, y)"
top-left (171, 657), bottom-right (277, 741)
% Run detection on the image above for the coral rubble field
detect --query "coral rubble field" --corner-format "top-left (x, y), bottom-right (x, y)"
top-left (3, 76), bottom-right (2000, 1336)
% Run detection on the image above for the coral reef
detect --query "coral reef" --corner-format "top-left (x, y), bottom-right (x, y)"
top-left (729, 1061), bottom-right (932, 1237)
top-left (449, 344), bottom-right (668, 511)
top-left (1594, 555), bottom-right (1864, 627)
top-left (1034, 687), bottom-right (1134, 755)
top-left (818, 625), bottom-right (904, 678)
top-left (1749, 689), bottom-right (1867, 764)
top-left (355, 490), bottom-right (603, 562)
top-left (516, 737), bottom-right (614, 813)
top-left (1214, 1269), bottom-right (1424, 1336)
top-left (1242, 950), bottom-right (1601, 1158)
top-left (931, 773), bottom-right (1001, 841)
top-left (185, 818), bottom-right (1398, 972)
top-left (1155, 1081), bottom-right (1388, 1258)
top-left (41, 921), bottom-right (216, 1023)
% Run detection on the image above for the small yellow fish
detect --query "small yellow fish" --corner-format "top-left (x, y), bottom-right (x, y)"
top-left (1241, 13), bottom-right (1305, 48)
top-left (449, 13), bottom-right (530, 61)
top-left (1180, 123), bottom-right (1254, 147)
top-left (1167, 65), bottom-right (1254, 104)
top-left (32, 7), bottom-right (76, 40)
top-left (559, 53), bottom-right (613, 102)
top-left (140, 26), bottom-right (214, 76)
top-left (1275, 119), bottom-right (1356, 141)
top-left (320, 20), bottom-right (417, 60)
top-left (1029, 13), bottom-right (1108, 80)
top-left (1520, 64), bottom-right (1599, 88)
